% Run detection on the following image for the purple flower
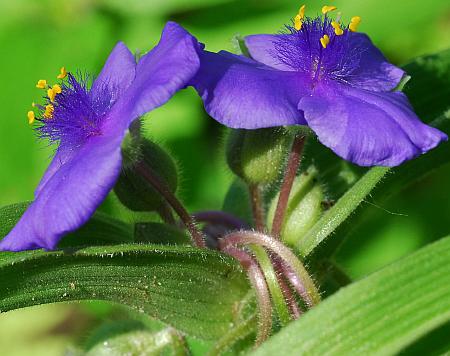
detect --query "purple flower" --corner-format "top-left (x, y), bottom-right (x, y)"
top-left (190, 8), bottom-right (447, 166)
top-left (0, 22), bottom-right (200, 252)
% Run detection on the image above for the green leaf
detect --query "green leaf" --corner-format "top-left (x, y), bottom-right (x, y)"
top-left (402, 48), bottom-right (450, 122)
top-left (297, 49), bottom-right (450, 257)
top-left (252, 235), bottom-right (450, 356)
top-left (0, 244), bottom-right (249, 340)
top-left (297, 167), bottom-right (389, 257)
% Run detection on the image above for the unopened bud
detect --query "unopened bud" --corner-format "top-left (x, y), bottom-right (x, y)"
top-left (226, 128), bottom-right (290, 185)
top-left (267, 167), bottom-right (324, 246)
top-left (115, 129), bottom-right (178, 212)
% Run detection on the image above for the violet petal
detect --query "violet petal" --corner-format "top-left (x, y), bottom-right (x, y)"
top-left (298, 82), bottom-right (447, 166)
top-left (190, 50), bottom-right (310, 128)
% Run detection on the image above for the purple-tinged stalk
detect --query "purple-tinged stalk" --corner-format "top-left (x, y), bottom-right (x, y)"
top-left (271, 135), bottom-right (306, 239)
top-left (274, 256), bottom-right (313, 308)
top-left (249, 184), bottom-right (266, 232)
top-left (156, 203), bottom-right (177, 226)
top-left (275, 266), bottom-right (303, 319)
top-left (221, 245), bottom-right (272, 346)
top-left (221, 231), bottom-right (321, 306)
top-left (135, 163), bottom-right (206, 248)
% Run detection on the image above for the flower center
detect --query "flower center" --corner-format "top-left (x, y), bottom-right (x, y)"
top-left (28, 68), bottom-right (116, 148)
top-left (274, 4), bottom-right (362, 85)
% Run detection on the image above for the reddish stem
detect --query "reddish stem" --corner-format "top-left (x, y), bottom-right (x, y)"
top-left (271, 135), bottom-right (306, 239)
top-left (221, 245), bottom-right (272, 346)
top-left (136, 163), bottom-right (206, 248)
top-left (221, 231), bottom-right (321, 306)
top-left (249, 184), bottom-right (265, 232)
top-left (273, 256), bottom-right (302, 318)
top-left (275, 257), bottom-right (313, 308)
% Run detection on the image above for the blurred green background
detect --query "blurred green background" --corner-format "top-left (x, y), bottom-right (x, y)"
top-left (0, 0), bottom-right (449, 354)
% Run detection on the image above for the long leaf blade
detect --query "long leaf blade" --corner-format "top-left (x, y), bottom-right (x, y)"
top-left (0, 245), bottom-right (249, 340)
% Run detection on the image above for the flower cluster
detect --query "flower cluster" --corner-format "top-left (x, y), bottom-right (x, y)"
top-left (0, 5), bottom-right (446, 254)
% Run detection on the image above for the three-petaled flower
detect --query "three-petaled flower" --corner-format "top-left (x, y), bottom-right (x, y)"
top-left (0, 22), bottom-right (201, 251)
top-left (190, 5), bottom-right (447, 166)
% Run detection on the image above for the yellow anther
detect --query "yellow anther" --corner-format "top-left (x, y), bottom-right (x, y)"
top-left (299, 4), bottom-right (306, 19)
top-left (47, 88), bottom-right (56, 102)
top-left (321, 5), bottom-right (337, 14)
top-left (294, 14), bottom-right (303, 30)
top-left (44, 104), bottom-right (54, 119)
top-left (294, 5), bottom-right (306, 30)
top-left (36, 79), bottom-right (47, 89)
top-left (331, 21), bottom-right (344, 35)
top-left (32, 102), bottom-right (36, 107)
top-left (47, 84), bottom-right (62, 102)
top-left (57, 67), bottom-right (67, 79)
top-left (27, 111), bottom-right (35, 125)
top-left (52, 84), bottom-right (62, 94)
top-left (349, 16), bottom-right (361, 32)
top-left (320, 34), bottom-right (330, 48)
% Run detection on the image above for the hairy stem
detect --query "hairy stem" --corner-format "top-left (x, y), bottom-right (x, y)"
top-left (273, 257), bottom-right (303, 319)
top-left (249, 184), bottom-right (265, 232)
top-left (271, 135), bottom-right (306, 239)
top-left (222, 246), bottom-right (272, 346)
top-left (276, 259), bottom-right (313, 308)
top-left (192, 210), bottom-right (249, 230)
top-left (251, 245), bottom-right (292, 326)
top-left (136, 163), bottom-right (206, 248)
top-left (221, 231), bottom-right (321, 306)
top-left (157, 202), bottom-right (176, 226)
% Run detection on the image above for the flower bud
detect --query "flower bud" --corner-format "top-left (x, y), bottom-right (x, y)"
top-left (225, 128), bottom-right (290, 185)
top-left (267, 167), bottom-right (324, 246)
top-left (115, 128), bottom-right (178, 212)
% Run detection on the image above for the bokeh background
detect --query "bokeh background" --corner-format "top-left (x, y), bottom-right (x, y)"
top-left (0, 0), bottom-right (449, 354)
